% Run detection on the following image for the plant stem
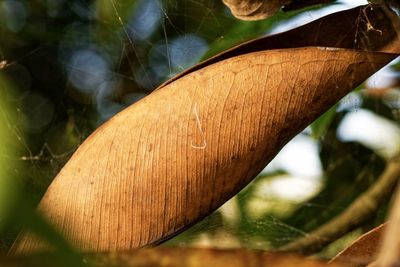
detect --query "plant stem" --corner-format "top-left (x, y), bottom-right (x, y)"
top-left (279, 154), bottom-right (400, 254)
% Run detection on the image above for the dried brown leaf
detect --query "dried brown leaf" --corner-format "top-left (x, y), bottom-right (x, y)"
top-left (2, 248), bottom-right (349, 267)
top-left (164, 5), bottom-right (400, 88)
top-left (374, 183), bottom-right (400, 267)
top-left (222, 0), bottom-right (289, 20)
top-left (330, 223), bottom-right (386, 267)
top-left (10, 5), bottom-right (400, 254)
top-left (222, 0), bottom-right (335, 21)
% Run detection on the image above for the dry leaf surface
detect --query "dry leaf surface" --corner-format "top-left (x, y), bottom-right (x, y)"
top-left (10, 5), bottom-right (400, 254)
top-left (222, 0), bottom-right (289, 20)
top-left (331, 223), bottom-right (386, 267)
top-left (374, 183), bottom-right (400, 267)
top-left (222, 0), bottom-right (334, 20)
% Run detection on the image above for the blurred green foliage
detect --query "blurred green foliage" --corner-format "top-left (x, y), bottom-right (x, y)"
top-left (0, 74), bottom-right (18, 234)
top-left (0, 0), bottom-right (399, 259)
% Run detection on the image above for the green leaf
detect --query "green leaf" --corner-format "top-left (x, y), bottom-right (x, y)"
top-left (311, 105), bottom-right (337, 139)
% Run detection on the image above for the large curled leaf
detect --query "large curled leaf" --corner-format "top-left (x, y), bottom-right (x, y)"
top-left (11, 5), bottom-right (400, 253)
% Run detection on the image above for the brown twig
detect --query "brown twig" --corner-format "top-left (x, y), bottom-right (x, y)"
top-left (279, 154), bottom-right (400, 254)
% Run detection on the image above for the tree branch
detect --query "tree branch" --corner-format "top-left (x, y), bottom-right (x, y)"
top-left (279, 154), bottom-right (400, 254)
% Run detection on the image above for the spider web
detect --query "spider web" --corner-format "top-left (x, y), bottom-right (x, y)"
top-left (0, 0), bottom-right (399, 255)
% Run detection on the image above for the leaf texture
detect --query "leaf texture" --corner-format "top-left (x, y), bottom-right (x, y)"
top-left (222, 0), bottom-right (288, 21)
top-left (11, 5), bottom-right (400, 253)
top-left (330, 223), bottom-right (386, 267)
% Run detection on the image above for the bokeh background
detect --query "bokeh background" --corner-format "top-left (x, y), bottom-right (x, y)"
top-left (0, 0), bottom-right (399, 258)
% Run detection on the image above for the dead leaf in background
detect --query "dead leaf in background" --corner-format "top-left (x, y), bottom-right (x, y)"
top-left (330, 223), bottom-right (386, 267)
top-left (332, 184), bottom-right (400, 267)
top-left (10, 5), bottom-right (400, 254)
top-left (2, 248), bottom-right (348, 267)
top-left (373, 183), bottom-right (400, 267)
